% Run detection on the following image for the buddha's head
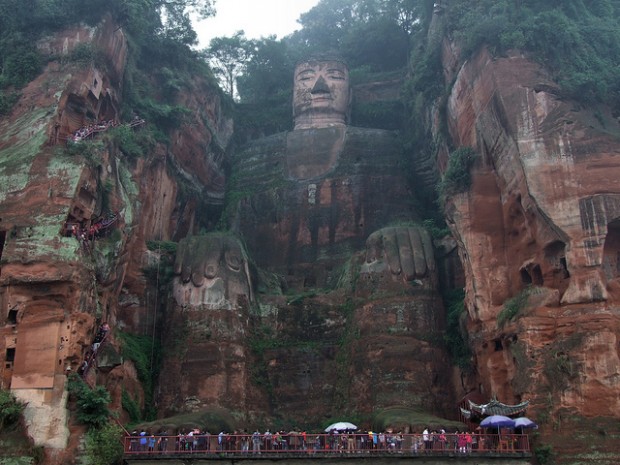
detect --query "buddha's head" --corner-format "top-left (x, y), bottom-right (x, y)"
top-left (293, 57), bottom-right (351, 130)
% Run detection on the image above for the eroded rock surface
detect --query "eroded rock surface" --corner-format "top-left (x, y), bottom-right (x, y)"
top-left (441, 46), bottom-right (620, 424)
top-left (0, 16), bottom-right (231, 462)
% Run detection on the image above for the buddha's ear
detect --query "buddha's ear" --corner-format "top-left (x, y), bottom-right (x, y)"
top-left (346, 89), bottom-right (353, 125)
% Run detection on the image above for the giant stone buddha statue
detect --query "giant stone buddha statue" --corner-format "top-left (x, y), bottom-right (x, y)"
top-left (230, 56), bottom-right (420, 289)
top-left (163, 56), bottom-right (454, 419)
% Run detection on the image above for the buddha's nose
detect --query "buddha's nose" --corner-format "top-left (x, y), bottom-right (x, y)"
top-left (311, 76), bottom-right (330, 94)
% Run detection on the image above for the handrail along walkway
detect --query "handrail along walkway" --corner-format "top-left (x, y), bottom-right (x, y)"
top-left (123, 432), bottom-right (530, 458)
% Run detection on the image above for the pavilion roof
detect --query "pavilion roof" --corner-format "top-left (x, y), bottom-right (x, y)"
top-left (460, 398), bottom-right (529, 419)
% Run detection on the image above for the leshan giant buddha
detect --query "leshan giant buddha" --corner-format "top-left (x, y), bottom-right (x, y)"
top-left (230, 56), bottom-right (421, 289)
top-left (161, 57), bottom-right (454, 421)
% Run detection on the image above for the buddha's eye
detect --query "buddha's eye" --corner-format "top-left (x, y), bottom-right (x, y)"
top-left (297, 70), bottom-right (315, 81)
top-left (327, 70), bottom-right (346, 80)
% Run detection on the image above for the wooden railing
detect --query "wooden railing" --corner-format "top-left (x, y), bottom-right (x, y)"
top-left (123, 432), bottom-right (530, 457)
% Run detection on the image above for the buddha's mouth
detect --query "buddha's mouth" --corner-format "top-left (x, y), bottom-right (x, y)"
top-left (312, 95), bottom-right (332, 102)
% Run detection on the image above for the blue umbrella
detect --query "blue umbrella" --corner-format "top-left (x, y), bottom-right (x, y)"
top-left (514, 417), bottom-right (538, 429)
top-left (480, 415), bottom-right (516, 428)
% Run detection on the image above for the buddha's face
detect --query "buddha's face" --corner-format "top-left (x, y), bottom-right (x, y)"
top-left (293, 59), bottom-right (350, 129)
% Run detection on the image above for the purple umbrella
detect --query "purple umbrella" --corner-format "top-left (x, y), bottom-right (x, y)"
top-left (480, 415), bottom-right (516, 428)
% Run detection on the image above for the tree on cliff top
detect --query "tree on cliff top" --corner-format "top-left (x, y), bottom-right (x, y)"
top-left (445, 0), bottom-right (620, 110)
top-left (234, 0), bottom-right (420, 139)
top-left (115, 0), bottom-right (215, 46)
top-left (204, 31), bottom-right (251, 99)
top-left (289, 0), bottom-right (413, 71)
top-left (0, 0), bottom-right (218, 116)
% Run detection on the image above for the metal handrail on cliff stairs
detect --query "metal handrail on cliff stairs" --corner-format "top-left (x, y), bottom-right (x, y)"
top-left (77, 331), bottom-right (130, 437)
top-left (80, 330), bottom-right (108, 379)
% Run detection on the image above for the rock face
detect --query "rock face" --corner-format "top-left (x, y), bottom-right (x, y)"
top-left (440, 44), bottom-right (620, 445)
top-left (157, 234), bottom-right (256, 415)
top-left (221, 102), bottom-right (455, 421)
top-left (3, 9), bottom-right (620, 465)
top-left (0, 19), bottom-right (125, 456)
top-left (0, 16), bottom-right (231, 462)
top-left (232, 126), bottom-right (418, 288)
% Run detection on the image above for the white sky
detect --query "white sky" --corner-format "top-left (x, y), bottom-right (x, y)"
top-left (195, 0), bottom-right (321, 48)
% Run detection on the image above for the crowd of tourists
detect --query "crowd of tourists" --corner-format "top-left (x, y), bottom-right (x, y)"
top-left (70, 212), bottom-right (118, 242)
top-left (70, 116), bottom-right (145, 142)
top-left (71, 119), bottom-right (117, 142)
top-left (77, 322), bottom-right (110, 377)
top-left (125, 427), bottom-right (528, 455)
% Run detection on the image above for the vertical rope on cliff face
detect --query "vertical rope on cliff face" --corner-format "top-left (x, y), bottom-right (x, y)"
top-left (151, 241), bottom-right (159, 374)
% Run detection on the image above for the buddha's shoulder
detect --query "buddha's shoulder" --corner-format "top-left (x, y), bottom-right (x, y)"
top-left (344, 126), bottom-right (400, 143)
top-left (237, 132), bottom-right (288, 155)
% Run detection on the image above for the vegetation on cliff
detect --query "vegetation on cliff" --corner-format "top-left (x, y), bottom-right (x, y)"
top-left (437, 147), bottom-right (478, 206)
top-left (3, 0), bottom-right (620, 459)
top-left (67, 375), bottom-right (124, 464)
top-left (0, 0), bottom-right (220, 116)
top-left (446, 0), bottom-right (620, 110)
top-left (230, 0), bottom-right (418, 139)
top-left (0, 389), bottom-right (24, 432)
top-left (68, 374), bottom-right (112, 428)
top-left (118, 332), bottom-right (161, 421)
top-left (232, 0), bottom-right (620, 140)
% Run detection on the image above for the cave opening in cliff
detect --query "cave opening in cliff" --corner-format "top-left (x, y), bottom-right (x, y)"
top-left (520, 268), bottom-right (531, 284)
top-left (5, 348), bottom-right (15, 363)
top-left (560, 258), bottom-right (569, 277)
top-left (544, 240), bottom-right (570, 292)
top-left (7, 309), bottom-right (17, 325)
top-left (520, 264), bottom-right (542, 286)
top-left (602, 219), bottom-right (620, 280)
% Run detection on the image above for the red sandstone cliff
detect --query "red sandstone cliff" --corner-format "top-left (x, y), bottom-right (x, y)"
top-left (3, 10), bottom-right (620, 465)
top-left (0, 16), bottom-right (231, 462)
top-left (438, 43), bottom-right (620, 460)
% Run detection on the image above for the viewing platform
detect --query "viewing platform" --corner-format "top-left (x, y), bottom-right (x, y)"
top-left (123, 433), bottom-right (532, 464)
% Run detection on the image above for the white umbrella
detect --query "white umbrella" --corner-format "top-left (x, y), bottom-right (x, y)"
top-left (324, 421), bottom-right (357, 432)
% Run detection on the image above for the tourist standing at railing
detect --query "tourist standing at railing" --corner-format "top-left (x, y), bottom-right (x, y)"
top-left (411, 432), bottom-right (421, 454)
top-left (397, 432), bottom-right (404, 450)
top-left (157, 430), bottom-right (168, 451)
top-left (139, 430), bottom-right (147, 451)
top-left (422, 427), bottom-right (430, 453)
top-left (438, 428), bottom-right (446, 451)
top-left (177, 431), bottom-right (186, 451)
top-left (240, 432), bottom-right (249, 453)
top-left (194, 430), bottom-right (201, 451)
top-left (252, 430), bottom-right (261, 453)
top-left (264, 430), bottom-right (272, 450)
top-left (457, 430), bottom-right (467, 454)
top-left (471, 430), bottom-right (478, 451)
